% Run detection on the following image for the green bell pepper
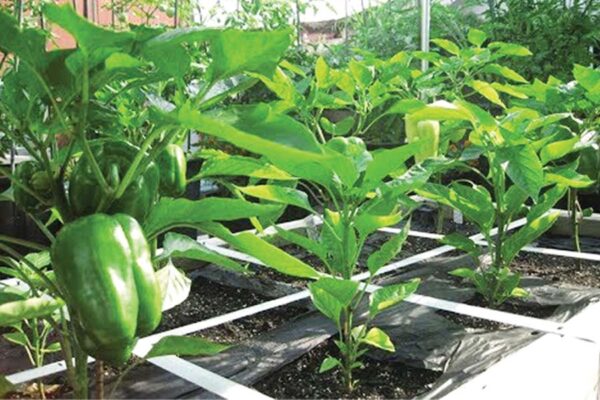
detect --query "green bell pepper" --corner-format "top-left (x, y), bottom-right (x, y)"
top-left (13, 161), bottom-right (52, 213)
top-left (51, 213), bottom-right (162, 366)
top-left (157, 144), bottom-right (187, 198)
top-left (405, 117), bottom-right (440, 163)
top-left (69, 140), bottom-right (159, 222)
top-left (326, 136), bottom-right (373, 173)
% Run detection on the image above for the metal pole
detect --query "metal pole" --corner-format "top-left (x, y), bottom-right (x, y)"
top-left (420, 0), bottom-right (431, 72)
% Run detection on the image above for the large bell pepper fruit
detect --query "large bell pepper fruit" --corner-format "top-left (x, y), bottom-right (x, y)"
top-left (156, 144), bottom-right (187, 198)
top-left (13, 161), bottom-right (53, 213)
top-left (51, 213), bottom-right (162, 366)
top-left (69, 140), bottom-right (159, 222)
top-left (405, 117), bottom-right (440, 163)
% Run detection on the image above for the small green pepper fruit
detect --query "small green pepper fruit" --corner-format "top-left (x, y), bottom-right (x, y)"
top-left (405, 117), bottom-right (440, 163)
top-left (156, 144), bottom-right (187, 198)
top-left (51, 213), bottom-right (162, 366)
top-left (326, 136), bottom-right (373, 173)
top-left (69, 140), bottom-right (159, 222)
top-left (13, 161), bottom-right (53, 213)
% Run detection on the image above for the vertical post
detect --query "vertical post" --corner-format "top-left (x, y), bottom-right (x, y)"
top-left (420, 0), bottom-right (431, 72)
top-left (174, 0), bottom-right (179, 28)
top-left (344, 0), bottom-right (349, 42)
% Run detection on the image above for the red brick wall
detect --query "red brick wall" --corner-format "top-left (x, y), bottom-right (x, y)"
top-left (1, 0), bottom-right (176, 49)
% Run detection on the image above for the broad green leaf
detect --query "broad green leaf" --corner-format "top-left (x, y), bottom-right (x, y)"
top-left (315, 56), bottom-right (331, 88)
top-left (469, 80), bottom-right (505, 108)
top-left (0, 297), bottom-right (64, 327)
top-left (540, 137), bottom-right (578, 165)
top-left (355, 211), bottom-right (403, 239)
top-left (545, 165), bottom-right (595, 189)
top-left (319, 356), bottom-right (341, 373)
top-left (512, 287), bottom-right (529, 298)
top-left (0, 375), bottom-right (14, 398)
top-left (309, 278), bottom-right (359, 324)
top-left (0, 11), bottom-right (47, 70)
top-left (504, 185), bottom-right (528, 219)
top-left (497, 145), bottom-right (543, 200)
top-left (156, 261), bottom-right (191, 312)
top-left (144, 198), bottom-right (280, 238)
top-left (467, 29), bottom-right (487, 47)
top-left (441, 233), bottom-right (480, 256)
top-left (349, 59), bottom-right (373, 89)
top-left (573, 64), bottom-right (600, 94)
top-left (44, 4), bottom-right (134, 52)
top-left (363, 143), bottom-right (418, 187)
top-left (146, 336), bottom-right (230, 359)
top-left (409, 101), bottom-right (473, 123)
top-left (362, 327), bottom-right (395, 352)
top-left (3, 331), bottom-right (29, 347)
top-left (528, 185), bottom-right (567, 222)
top-left (320, 116), bottom-right (355, 136)
top-left (416, 183), bottom-right (494, 230)
top-left (491, 83), bottom-right (528, 99)
top-left (367, 222), bottom-right (410, 275)
top-left (502, 212), bottom-right (559, 264)
top-left (525, 113), bottom-right (571, 133)
top-left (449, 268), bottom-right (476, 279)
top-left (369, 279), bottom-right (419, 317)
top-left (275, 227), bottom-right (328, 266)
top-left (0, 187), bottom-right (14, 202)
top-left (195, 152), bottom-right (293, 181)
top-left (489, 42), bottom-right (532, 57)
top-left (483, 64), bottom-right (527, 84)
top-left (238, 185), bottom-right (313, 212)
top-left (385, 98), bottom-right (426, 115)
top-left (232, 232), bottom-right (320, 279)
top-left (157, 233), bottom-right (246, 273)
top-left (431, 39), bottom-right (460, 55)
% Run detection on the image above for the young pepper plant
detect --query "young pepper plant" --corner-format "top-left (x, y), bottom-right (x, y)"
top-left (411, 100), bottom-right (591, 307)
top-left (170, 101), bottom-right (454, 392)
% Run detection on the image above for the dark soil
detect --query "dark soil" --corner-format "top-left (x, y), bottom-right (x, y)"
top-left (512, 252), bottom-right (600, 288)
top-left (411, 208), bottom-right (479, 236)
top-left (437, 293), bottom-right (557, 331)
top-left (157, 277), bottom-right (306, 334)
top-left (253, 340), bottom-right (441, 400)
top-left (537, 234), bottom-right (600, 255)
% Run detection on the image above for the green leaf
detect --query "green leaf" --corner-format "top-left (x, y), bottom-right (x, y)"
top-left (489, 42), bottom-right (532, 57)
top-left (545, 165), bottom-right (595, 189)
top-left (275, 227), bottom-right (328, 266)
top-left (196, 152), bottom-right (293, 181)
top-left (449, 268), bottom-right (476, 279)
top-left (44, 3), bottom-right (134, 52)
top-left (467, 29), bottom-right (488, 47)
top-left (355, 211), bottom-right (403, 239)
top-left (320, 116), bottom-right (355, 136)
top-left (483, 64), bottom-right (527, 84)
top-left (540, 137), bottom-right (578, 165)
top-left (156, 261), bottom-right (191, 312)
top-left (573, 64), bottom-right (600, 94)
top-left (409, 100), bottom-right (473, 123)
top-left (385, 99), bottom-right (426, 115)
top-left (491, 83), bottom-right (528, 99)
top-left (367, 222), bottom-right (410, 275)
top-left (237, 185), bottom-right (313, 212)
top-left (431, 39), bottom-right (460, 55)
top-left (363, 143), bottom-right (418, 187)
top-left (315, 56), bottom-right (331, 89)
top-left (0, 11), bottom-right (47, 70)
top-left (146, 336), bottom-right (230, 359)
top-left (233, 232), bottom-right (321, 279)
top-left (0, 297), bottom-right (64, 327)
top-left (369, 279), bottom-right (420, 317)
top-left (504, 185), bottom-right (528, 219)
top-left (3, 331), bottom-right (29, 347)
top-left (469, 80), bottom-right (506, 108)
top-left (0, 375), bottom-right (15, 398)
top-left (502, 212), bottom-right (559, 264)
top-left (158, 233), bottom-right (246, 273)
top-left (144, 198), bottom-right (280, 238)
top-left (319, 356), bottom-right (342, 373)
top-left (525, 113), bottom-right (571, 133)
top-left (528, 185), bottom-right (567, 221)
top-left (362, 327), bottom-right (395, 352)
top-left (0, 187), bottom-right (14, 203)
top-left (349, 59), bottom-right (373, 89)
top-left (497, 145), bottom-right (543, 200)
top-left (511, 287), bottom-right (529, 298)
top-left (309, 278), bottom-right (359, 324)
top-left (441, 233), bottom-right (480, 256)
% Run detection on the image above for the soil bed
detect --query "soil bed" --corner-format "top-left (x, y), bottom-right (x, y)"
top-left (157, 277), bottom-right (307, 334)
top-left (437, 293), bottom-right (557, 331)
top-left (253, 339), bottom-right (441, 400)
top-left (512, 252), bottom-right (600, 288)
